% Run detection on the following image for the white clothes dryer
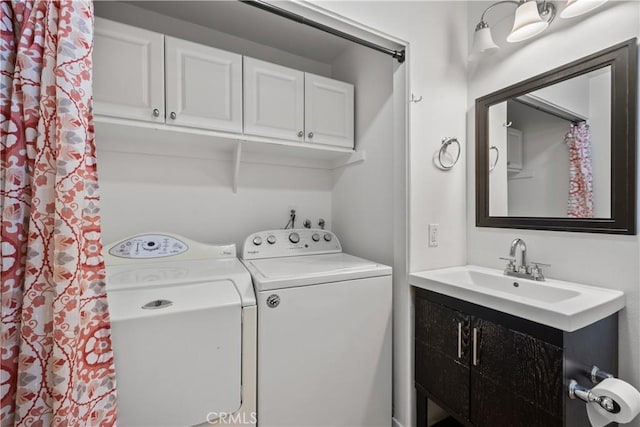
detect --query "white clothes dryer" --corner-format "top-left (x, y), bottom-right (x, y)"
top-left (104, 233), bottom-right (256, 427)
top-left (241, 229), bottom-right (392, 427)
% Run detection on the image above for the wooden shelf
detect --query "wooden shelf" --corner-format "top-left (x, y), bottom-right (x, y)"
top-left (94, 116), bottom-right (365, 192)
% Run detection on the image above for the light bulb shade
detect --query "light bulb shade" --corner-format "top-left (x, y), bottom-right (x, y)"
top-left (507, 1), bottom-right (549, 43)
top-left (473, 26), bottom-right (499, 53)
top-left (560, 0), bottom-right (608, 18)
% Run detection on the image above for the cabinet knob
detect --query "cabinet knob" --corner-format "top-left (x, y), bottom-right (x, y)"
top-left (170, 112), bottom-right (177, 120)
top-left (308, 132), bottom-right (314, 139)
top-left (297, 131), bottom-right (304, 138)
top-left (152, 108), bottom-right (160, 117)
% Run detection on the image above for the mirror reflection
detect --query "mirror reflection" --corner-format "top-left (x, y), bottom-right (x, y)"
top-left (488, 66), bottom-right (611, 218)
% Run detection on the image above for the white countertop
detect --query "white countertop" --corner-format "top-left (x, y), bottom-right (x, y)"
top-left (410, 265), bottom-right (625, 332)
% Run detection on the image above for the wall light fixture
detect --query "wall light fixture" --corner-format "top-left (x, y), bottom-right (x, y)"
top-left (472, 0), bottom-right (609, 54)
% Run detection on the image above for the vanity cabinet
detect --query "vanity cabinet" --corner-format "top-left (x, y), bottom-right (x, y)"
top-left (93, 18), bottom-right (165, 123)
top-left (244, 57), bottom-right (354, 148)
top-left (415, 288), bottom-right (618, 427)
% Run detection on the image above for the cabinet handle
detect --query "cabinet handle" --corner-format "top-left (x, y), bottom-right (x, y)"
top-left (170, 112), bottom-right (177, 120)
top-left (297, 131), bottom-right (304, 138)
top-left (472, 327), bottom-right (478, 366)
top-left (308, 132), bottom-right (314, 139)
top-left (152, 108), bottom-right (160, 117)
top-left (457, 322), bottom-right (462, 359)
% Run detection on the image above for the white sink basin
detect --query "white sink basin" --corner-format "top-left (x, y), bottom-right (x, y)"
top-left (410, 265), bottom-right (624, 332)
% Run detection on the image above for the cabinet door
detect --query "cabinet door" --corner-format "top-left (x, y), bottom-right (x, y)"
top-left (470, 317), bottom-right (563, 426)
top-left (304, 73), bottom-right (354, 149)
top-left (415, 296), bottom-right (470, 421)
top-left (165, 37), bottom-right (242, 133)
top-left (243, 57), bottom-right (304, 142)
top-left (93, 18), bottom-right (164, 123)
top-left (507, 128), bottom-right (523, 171)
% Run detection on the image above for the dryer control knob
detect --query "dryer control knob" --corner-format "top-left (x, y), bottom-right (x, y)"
top-left (323, 233), bottom-right (332, 242)
top-left (253, 236), bottom-right (263, 246)
top-left (267, 235), bottom-right (277, 245)
top-left (289, 232), bottom-right (300, 244)
top-left (312, 233), bottom-right (320, 242)
top-left (266, 294), bottom-right (280, 308)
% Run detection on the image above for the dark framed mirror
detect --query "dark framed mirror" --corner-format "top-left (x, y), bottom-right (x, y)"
top-left (476, 38), bottom-right (637, 234)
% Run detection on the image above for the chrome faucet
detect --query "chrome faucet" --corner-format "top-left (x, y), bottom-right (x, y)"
top-left (500, 238), bottom-right (550, 281)
top-left (509, 238), bottom-right (527, 273)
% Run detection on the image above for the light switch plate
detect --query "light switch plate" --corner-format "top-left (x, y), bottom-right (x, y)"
top-left (429, 224), bottom-right (439, 247)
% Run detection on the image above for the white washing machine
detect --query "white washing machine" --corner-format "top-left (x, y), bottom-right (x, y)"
top-left (104, 233), bottom-right (256, 427)
top-left (241, 229), bottom-right (392, 427)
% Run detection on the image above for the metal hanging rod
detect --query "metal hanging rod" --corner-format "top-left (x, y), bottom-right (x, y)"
top-left (513, 98), bottom-right (585, 124)
top-left (239, 0), bottom-right (406, 63)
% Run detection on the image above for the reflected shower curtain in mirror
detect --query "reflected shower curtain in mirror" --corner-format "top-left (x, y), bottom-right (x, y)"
top-left (565, 122), bottom-right (594, 218)
top-left (1, 1), bottom-right (118, 425)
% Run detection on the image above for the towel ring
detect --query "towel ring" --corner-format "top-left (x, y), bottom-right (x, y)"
top-left (437, 137), bottom-right (461, 170)
top-left (489, 145), bottom-right (499, 172)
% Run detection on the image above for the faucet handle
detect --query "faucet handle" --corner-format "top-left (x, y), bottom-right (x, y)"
top-left (529, 261), bottom-right (550, 281)
top-left (499, 257), bottom-right (516, 272)
top-left (530, 261), bottom-right (551, 268)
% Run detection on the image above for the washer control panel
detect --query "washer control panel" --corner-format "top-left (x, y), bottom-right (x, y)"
top-left (242, 229), bottom-right (341, 259)
top-left (108, 234), bottom-right (188, 259)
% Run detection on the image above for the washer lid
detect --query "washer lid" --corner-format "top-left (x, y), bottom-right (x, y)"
top-left (244, 253), bottom-right (392, 291)
top-left (108, 277), bottom-right (241, 322)
top-left (105, 258), bottom-right (256, 307)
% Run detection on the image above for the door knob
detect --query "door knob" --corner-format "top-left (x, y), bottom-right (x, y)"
top-left (297, 131), bottom-right (304, 138)
top-left (152, 108), bottom-right (160, 117)
top-left (170, 112), bottom-right (177, 120)
top-left (308, 132), bottom-right (314, 139)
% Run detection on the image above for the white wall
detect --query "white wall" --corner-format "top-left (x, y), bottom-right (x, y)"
top-left (467, 5), bottom-right (640, 424)
top-left (488, 102), bottom-right (509, 216)
top-left (589, 71), bottom-right (612, 218)
top-left (330, 44), bottom-right (395, 266)
top-left (507, 102), bottom-right (570, 217)
top-left (311, 3), bottom-right (469, 426)
top-left (97, 150), bottom-right (333, 248)
top-left (529, 75), bottom-right (590, 119)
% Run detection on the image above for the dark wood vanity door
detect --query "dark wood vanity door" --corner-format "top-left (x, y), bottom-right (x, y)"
top-left (415, 295), bottom-right (471, 421)
top-left (470, 317), bottom-right (563, 426)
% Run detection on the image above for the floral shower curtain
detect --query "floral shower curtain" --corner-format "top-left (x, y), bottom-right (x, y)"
top-left (1, 1), bottom-right (117, 425)
top-left (565, 121), bottom-right (594, 218)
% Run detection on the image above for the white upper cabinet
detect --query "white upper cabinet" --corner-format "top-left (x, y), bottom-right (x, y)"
top-left (165, 37), bottom-right (242, 133)
top-left (93, 18), bottom-right (356, 159)
top-left (305, 73), bottom-right (354, 149)
top-left (93, 18), bottom-right (164, 123)
top-left (243, 57), bottom-right (305, 142)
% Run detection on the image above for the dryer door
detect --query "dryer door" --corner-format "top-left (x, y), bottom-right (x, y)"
top-left (108, 279), bottom-right (242, 426)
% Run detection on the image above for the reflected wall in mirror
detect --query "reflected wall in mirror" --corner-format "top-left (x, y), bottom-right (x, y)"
top-left (477, 39), bottom-right (636, 234)
top-left (488, 66), bottom-right (611, 218)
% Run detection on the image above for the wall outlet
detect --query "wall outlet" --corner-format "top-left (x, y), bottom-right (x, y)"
top-left (428, 224), bottom-right (439, 247)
